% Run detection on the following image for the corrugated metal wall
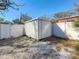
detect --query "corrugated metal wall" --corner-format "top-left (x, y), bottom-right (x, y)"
top-left (25, 20), bottom-right (38, 39)
top-left (25, 20), bottom-right (52, 40)
top-left (38, 20), bottom-right (52, 39)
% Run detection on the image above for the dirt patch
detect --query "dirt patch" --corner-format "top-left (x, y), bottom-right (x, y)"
top-left (0, 36), bottom-right (79, 59)
top-left (41, 37), bottom-right (79, 59)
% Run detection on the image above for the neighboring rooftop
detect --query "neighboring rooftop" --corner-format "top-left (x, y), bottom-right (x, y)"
top-left (56, 16), bottom-right (79, 23)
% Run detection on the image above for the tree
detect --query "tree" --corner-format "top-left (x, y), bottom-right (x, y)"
top-left (0, 17), bottom-right (4, 22)
top-left (20, 13), bottom-right (32, 23)
top-left (69, 0), bottom-right (79, 16)
top-left (12, 19), bottom-right (21, 24)
top-left (69, 6), bottom-right (79, 16)
top-left (74, 7), bottom-right (79, 15)
top-left (0, 0), bottom-right (23, 10)
top-left (0, 0), bottom-right (23, 15)
top-left (39, 15), bottom-right (52, 20)
top-left (54, 11), bottom-right (71, 19)
top-left (4, 20), bottom-right (13, 24)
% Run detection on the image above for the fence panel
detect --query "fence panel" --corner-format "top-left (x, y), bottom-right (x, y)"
top-left (0, 24), bottom-right (11, 39)
top-left (0, 24), bottom-right (24, 39)
top-left (10, 24), bottom-right (24, 38)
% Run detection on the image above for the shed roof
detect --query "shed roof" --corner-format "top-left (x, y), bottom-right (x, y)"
top-left (25, 17), bottom-right (52, 23)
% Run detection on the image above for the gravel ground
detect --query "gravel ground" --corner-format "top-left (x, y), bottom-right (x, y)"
top-left (0, 36), bottom-right (78, 59)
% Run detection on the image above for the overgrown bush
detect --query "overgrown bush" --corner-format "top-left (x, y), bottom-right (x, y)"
top-left (74, 19), bottom-right (79, 27)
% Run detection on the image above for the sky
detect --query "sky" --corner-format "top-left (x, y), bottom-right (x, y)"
top-left (0, 0), bottom-right (79, 20)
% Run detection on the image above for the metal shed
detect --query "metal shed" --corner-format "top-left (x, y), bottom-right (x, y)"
top-left (25, 18), bottom-right (52, 40)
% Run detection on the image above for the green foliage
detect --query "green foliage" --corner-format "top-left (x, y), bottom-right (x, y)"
top-left (74, 19), bottom-right (79, 27)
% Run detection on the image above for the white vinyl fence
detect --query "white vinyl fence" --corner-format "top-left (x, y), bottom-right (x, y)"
top-left (0, 24), bottom-right (24, 39)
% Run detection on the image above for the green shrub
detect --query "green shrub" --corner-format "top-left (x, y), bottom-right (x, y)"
top-left (74, 19), bottom-right (79, 27)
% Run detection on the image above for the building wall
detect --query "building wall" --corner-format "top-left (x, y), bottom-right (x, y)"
top-left (53, 22), bottom-right (68, 38)
top-left (25, 20), bottom-right (38, 39)
top-left (38, 20), bottom-right (52, 39)
top-left (25, 20), bottom-right (52, 40)
top-left (66, 22), bottom-right (79, 40)
top-left (0, 24), bottom-right (24, 39)
top-left (53, 22), bottom-right (79, 40)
